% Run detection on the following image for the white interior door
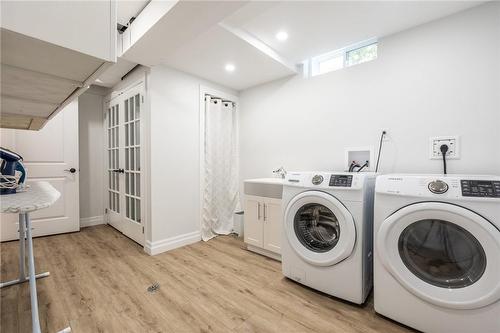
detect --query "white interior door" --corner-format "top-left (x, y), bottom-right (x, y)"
top-left (0, 101), bottom-right (79, 241)
top-left (105, 85), bottom-right (144, 245)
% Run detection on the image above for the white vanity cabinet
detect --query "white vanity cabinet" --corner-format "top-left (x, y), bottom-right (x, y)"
top-left (243, 179), bottom-right (283, 260)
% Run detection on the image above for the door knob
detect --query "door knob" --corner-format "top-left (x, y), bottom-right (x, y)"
top-left (64, 168), bottom-right (77, 174)
top-left (112, 168), bottom-right (125, 174)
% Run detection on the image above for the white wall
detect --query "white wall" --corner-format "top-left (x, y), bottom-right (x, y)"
top-left (78, 86), bottom-right (107, 224)
top-left (148, 65), bottom-right (237, 247)
top-left (239, 3), bottom-right (500, 184)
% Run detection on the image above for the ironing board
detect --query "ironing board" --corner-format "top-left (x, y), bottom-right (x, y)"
top-left (0, 181), bottom-right (61, 333)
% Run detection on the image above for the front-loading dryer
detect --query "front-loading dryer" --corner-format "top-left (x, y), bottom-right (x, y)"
top-left (374, 174), bottom-right (500, 333)
top-left (281, 172), bottom-right (376, 304)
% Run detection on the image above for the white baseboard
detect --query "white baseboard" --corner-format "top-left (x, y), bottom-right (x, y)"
top-left (144, 230), bottom-right (201, 255)
top-left (80, 215), bottom-right (105, 228)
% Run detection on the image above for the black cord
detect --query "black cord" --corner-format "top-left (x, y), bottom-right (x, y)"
top-left (440, 144), bottom-right (449, 174)
top-left (375, 130), bottom-right (386, 173)
top-left (357, 161), bottom-right (369, 172)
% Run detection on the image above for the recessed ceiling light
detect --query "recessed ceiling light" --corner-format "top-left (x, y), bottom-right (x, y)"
top-left (225, 63), bottom-right (235, 72)
top-left (276, 31), bottom-right (288, 41)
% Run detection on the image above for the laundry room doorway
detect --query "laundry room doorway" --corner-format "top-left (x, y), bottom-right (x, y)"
top-left (104, 82), bottom-right (146, 245)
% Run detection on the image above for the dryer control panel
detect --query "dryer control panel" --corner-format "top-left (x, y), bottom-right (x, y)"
top-left (461, 180), bottom-right (500, 198)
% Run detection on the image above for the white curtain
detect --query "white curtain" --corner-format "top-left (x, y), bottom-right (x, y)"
top-left (202, 96), bottom-right (240, 241)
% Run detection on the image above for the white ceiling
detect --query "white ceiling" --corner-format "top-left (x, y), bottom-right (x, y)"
top-left (224, 1), bottom-right (484, 63)
top-left (160, 24), bottom-right (296, 91)
top-left (114, 1), bottom-right (484, 91)
top-left (117, 0), bottom-right (149, 26)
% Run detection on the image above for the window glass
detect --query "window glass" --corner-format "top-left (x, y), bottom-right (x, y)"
top-left (346, 43), bottom-right (378, 67)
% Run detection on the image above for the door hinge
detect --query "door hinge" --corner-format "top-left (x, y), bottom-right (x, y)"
top-left (142, 226), bottom-right (145, 234)
top-left (105, 208), bottom-right (108, 214)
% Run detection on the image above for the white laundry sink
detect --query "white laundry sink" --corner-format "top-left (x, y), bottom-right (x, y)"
top-left (244, 178), bottom-right (284, 199)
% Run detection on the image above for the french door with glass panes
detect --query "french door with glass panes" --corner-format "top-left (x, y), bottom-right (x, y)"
top-left (106, 85), bottom-right (144, 245)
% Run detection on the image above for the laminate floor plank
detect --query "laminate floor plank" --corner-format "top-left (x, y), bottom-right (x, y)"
top-left (0, 225), bottom-right (413, 333)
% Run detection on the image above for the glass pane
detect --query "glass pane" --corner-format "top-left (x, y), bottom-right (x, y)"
top-left (131, 173), bottom-right (135, 195)
top-left (125, 124), bottom-right (129, 146)
top-left (125, 197), bottom-right (130, 217)
top-left (136, 199), bottom-right (141, 222)
top-left (399, 219), bottom-right (486, 289)
top-left (130, 98), bottom-right (134, 121)
top-left (115, 105), bottom-right (119, 125)
top-left (131, 198), bottom-right (135, 221)
top-left (108, 171), bottom-right (111, 189)
top-left (125, 148), bottom-right (130, 170)
top-left (135, 94), bottom-right (140, 119)
top-left (346, 43), bottom-right (378, 67)
top-left (294, 203), bottom-right (340, 253)
top-left (135, 121), bottom-right (140, 145)
top-left (125, 172), bottom-right (129, 193)
top-left (116, 193), bottom-right (120, 213)
top-left (136, 174), bottom-right (140, 197)
top-left (130, 122), bottom-right (135, 146)
top-left (125, 99), bottom-right (128, 122)
top-left (136, 147), bottom-right (140, 171)
top-left (130, 148), bottom-right (135, 171)
top-left (108, 109), bottom-right (111, 127)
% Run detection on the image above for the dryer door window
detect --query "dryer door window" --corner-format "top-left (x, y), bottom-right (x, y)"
top-left (294, 203), bottom-right (340, 253)
top-left (377, 202), bottom-right (500, 310)
top-left (398, 219), bottom-right (486, 289)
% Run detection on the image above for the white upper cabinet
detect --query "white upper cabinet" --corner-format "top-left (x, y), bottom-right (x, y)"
top-left (1, 1), bottom-right (116, 62)
top-left (0, 1), bottom-right (117, 130)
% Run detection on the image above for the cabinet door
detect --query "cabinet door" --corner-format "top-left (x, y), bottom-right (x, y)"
top-left (244, 198), bottom-right (263, 247)
top-left (263, 201), bottom-right (282, 254)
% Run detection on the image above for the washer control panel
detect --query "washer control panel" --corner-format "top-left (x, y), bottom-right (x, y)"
top-left (329, 175), bottom-right (353, 187)
top-left (461, 180), bottom-right (500, 198)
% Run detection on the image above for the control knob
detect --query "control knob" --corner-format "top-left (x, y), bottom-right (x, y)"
top-left (428, 180), bottom-right (449, 194)
top-left (312, 175), bottom-right (324, 185)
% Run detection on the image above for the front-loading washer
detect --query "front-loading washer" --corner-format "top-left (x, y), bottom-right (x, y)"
top-left (281, 171), bottom-right (376, 304)
top-left (374, 174), bottom-right (500, 333)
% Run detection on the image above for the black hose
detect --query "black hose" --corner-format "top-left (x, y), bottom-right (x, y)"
top-left (375, 131), bottom-right (386, 173)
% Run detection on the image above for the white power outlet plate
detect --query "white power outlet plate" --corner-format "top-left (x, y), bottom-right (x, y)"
top-left (430, 136), bottom-right (460, 159)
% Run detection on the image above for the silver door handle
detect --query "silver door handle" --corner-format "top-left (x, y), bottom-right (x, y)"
top-left (258, 203), bottom-right (261, 220)
top-left (263, 204), bottom-right (267, 221)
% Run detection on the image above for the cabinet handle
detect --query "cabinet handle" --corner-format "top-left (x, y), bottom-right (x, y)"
top-left (263, 204), bottom-right (267, 221)
top-left (258, 203), bottom-right (261, 220)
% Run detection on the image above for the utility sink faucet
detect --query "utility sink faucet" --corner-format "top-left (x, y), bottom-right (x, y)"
top-left (273, 166), bottom-right (287, 179)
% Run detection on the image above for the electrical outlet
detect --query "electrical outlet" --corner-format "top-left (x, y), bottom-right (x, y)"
top-left (430, 136), bottom-right (460, 159)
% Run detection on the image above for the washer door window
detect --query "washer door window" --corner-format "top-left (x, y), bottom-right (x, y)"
top-left (294, 203), bottom-right (340, 253)
top-left (285, 191), bottom-right (356, 266)
top-left (399, 219), bottom-right (486, 289)
top-left (377, 202), bottom-right (500, 309)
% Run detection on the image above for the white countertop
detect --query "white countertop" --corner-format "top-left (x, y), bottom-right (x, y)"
top-left (0, 181), bottom-right (61, 214)
top-left (244, 178), bottom-right (285, 185)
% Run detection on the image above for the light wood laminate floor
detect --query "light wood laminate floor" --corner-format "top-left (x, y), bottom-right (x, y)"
top-left (1, 225), bottom-right (413, 332)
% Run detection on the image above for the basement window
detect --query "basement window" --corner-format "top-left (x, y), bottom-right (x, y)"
top-left (307, 39), bottom-right (378, 77)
